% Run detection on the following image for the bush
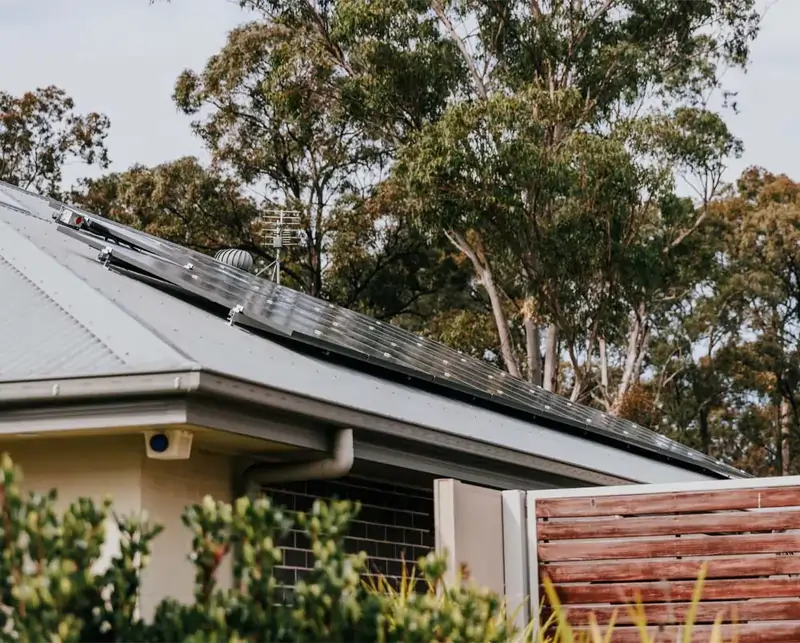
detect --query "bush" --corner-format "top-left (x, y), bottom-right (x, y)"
top-left (0, 454), bottom-right (518, 642)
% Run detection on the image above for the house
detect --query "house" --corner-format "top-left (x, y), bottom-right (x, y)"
top-left (0, 180), bottom-right (745, 615)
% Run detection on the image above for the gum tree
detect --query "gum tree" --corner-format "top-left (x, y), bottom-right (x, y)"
top-left (0, 86), bottom-right (110, 198)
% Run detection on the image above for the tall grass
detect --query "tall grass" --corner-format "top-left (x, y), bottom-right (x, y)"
top-left (365, 562), bottom-right (730, 642)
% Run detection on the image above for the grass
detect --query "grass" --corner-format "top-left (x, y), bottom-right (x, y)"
top-left (538, 565), bottom-right (727, 643)
top-left (364, 562), bottom-right (732, 642)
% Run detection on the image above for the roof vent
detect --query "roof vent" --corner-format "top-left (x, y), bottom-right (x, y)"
top-left (214, 248), bottom-right (254, 272)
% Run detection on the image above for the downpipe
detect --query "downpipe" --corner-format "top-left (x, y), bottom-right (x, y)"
top-left (241, 427), bottom-right (354, 494)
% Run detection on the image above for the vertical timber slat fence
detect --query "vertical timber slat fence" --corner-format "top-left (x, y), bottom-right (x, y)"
top-left (526, 476), bottom-right (800, 642)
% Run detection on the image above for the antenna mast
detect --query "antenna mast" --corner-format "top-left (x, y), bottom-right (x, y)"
top-left (255, 210), bottom-right (301, 285)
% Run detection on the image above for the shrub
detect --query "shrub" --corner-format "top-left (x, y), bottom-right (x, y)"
top-left (0, 454), bottom-right (517, 642)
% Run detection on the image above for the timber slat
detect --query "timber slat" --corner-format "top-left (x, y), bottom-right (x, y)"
top-left (535, 486), bottom-right (800, 518)
top-left (537, 508), bottom-right (800, 540)
top-left (535, 485), bottom-right (800, 637)
top-left (571, 622), bottom-right (800, 643)
top-left (553, 599), bottom-right (800, 625)
top-left (554, 576), bottom-right (800, 604)
top-left (542, 555), bottom-right (800, 582)
top-left (539, 531), bottom-right (800, 562)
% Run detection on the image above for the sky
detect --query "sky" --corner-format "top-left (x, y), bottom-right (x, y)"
top-left (0, 0), bottom-right (797, 188)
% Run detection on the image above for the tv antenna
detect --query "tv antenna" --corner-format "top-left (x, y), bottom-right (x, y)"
top-left (255, 210), bottom-right (302, 285)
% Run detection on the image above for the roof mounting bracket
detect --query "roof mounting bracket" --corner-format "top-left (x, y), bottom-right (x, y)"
top-left (98, 246), bottom-right (114, 268)
top-left (227, 304), bottom-right (244, 326)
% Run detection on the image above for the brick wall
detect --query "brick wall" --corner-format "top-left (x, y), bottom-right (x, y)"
top-left (262, 475), bottom-right (434, 589)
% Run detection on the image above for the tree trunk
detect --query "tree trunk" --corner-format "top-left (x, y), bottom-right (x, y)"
top-left (781, 397), bottom-right (791, 476)
top-left (543, 324), bottom-right (558, 392)
top-left (631, 323), bottom-right (650, 385)
top-left (481, 267), bottom-right (521, 378)
top-left (524, 317), bottom-right (542, 385)
top-left (444, 230), bottom-right (521, 378)
top-left (699, 407), bottom-right (710, 455)
top-left (598, 336), bottom-right (609, 402)
top-left (612, 304), bottom-right (647, 415)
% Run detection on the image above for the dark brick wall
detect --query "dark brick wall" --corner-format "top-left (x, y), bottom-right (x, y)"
top-left (262, 475), bottom-right (434, 589)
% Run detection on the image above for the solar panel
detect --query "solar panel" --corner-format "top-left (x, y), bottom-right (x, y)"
top-left (59, 214), bottom-right (745, 478)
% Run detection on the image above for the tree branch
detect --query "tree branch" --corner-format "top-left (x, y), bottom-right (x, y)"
top-left (445, 229), bottom-right (521, 377)
top-left (432, 2), bottom-right (488, 100)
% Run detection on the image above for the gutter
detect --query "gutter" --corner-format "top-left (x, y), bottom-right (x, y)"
top-left (0, 370), bottom-right (201, 406)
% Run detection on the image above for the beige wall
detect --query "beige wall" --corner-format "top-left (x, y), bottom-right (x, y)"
top-left (2, 435), bottom-right (233, 619)
top-left (140, 449), bottom-right (233, 614)
top-left (434, 479), bottom-right (532, 627)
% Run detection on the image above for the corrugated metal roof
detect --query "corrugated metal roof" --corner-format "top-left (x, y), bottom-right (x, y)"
top-left (0, 187), bottom-right (197, 381)
top-left (0, 254), bottom-right (127, 379)
top-left (0, 186), bottom-right (30, 215)
top-left (0, 185), bottom-right (58, 221)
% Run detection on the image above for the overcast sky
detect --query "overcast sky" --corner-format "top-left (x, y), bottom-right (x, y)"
top-left (0, 0), bottom-right (795, 187)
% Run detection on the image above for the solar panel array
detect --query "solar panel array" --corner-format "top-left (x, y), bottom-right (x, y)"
top-left (59, 212), bottom-right (745, 478)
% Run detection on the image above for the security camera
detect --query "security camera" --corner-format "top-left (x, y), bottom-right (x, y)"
top-left (144, 430), bottom-right (193, 460)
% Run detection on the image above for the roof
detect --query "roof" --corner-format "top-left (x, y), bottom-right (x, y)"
top-left (0, 180), bottom-right (746, 481)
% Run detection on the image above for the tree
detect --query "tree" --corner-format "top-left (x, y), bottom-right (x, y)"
top-left (204, 1), bottom-right (758, 399)
top-left (399, 51), bottom-right (748, 400)
top-left (73, 156), bottom-right (470, 323)
top-left (155, 1), bottom-right (765, 431)
top-left (646, 168), bottom-right (800, 475)
top-left (171, 19), bottom-right (380, 298)
top-left (0, 86), bottom-right (110, 197)
top-left (714, 168), bottom-right (800, 474)
top-left (165, 9), bottom-right (472, 325)
top-left (323, 188), bottom-right (475, 322)
top-left (71, 157), bottom-right (263, 254)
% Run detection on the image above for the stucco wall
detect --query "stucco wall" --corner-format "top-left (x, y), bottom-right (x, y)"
top-left (140, 449), bottom-right (233, 614)
top-left (1, 435), bottom-right (233, 619)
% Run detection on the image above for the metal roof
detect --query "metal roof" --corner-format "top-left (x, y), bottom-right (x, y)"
top-left (0, 181), bottom-right (747, 481)
top-left (0, 185), bottom-right (196, 381)
top-left (0, 253), bottom-right (128, 379)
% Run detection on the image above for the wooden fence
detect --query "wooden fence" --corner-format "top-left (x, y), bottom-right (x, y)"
top-left (528, 477), bottom-right (800, 642)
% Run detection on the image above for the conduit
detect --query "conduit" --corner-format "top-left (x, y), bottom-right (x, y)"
top-left (242, 427), bottom-right (354, 492)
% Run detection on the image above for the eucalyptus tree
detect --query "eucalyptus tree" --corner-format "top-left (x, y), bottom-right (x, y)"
top-left (157, 0), bottom-right (759, 408)
top-left (0, 86), bottom-right (110, 198)
top-left (395, 0), bottom-right (755, 402)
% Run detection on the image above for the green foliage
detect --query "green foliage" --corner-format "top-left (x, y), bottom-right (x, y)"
top-left (143, 0), bottom-right (762, 402)
top-left (0, 453), bottom-right (160, 642)
top-left (655, 167), bottom-right (800, 474)
top-left (161, 8), bottom-right (466, 318)
top-left (215, 0), bottom-right (756, 403)
top-left (70, 157), bottom-right (262, 254)
top-left (0, 86), bottom-right (110, 197)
